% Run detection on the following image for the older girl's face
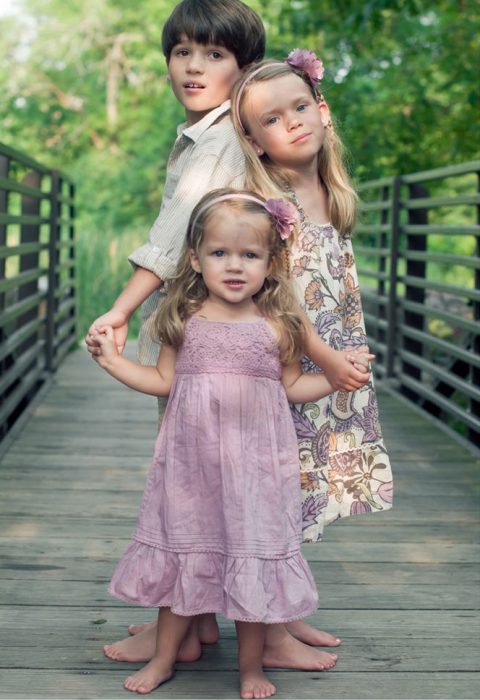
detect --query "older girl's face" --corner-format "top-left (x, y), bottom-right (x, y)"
top-left (243, 73), bottom-right (331, 169)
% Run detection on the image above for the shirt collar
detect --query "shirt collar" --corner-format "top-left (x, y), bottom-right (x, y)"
top-left (176, 100), bottom-right (231, 142)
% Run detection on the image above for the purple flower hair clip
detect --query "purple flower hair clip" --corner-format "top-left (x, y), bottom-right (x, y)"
top-left (265, 198), bottom-right (299, 240)
top-left (286, 49), bottom-right (324, 88)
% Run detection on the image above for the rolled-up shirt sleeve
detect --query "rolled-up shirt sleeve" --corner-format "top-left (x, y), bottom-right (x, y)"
top-left (128, 128), bottom-right (245, 282)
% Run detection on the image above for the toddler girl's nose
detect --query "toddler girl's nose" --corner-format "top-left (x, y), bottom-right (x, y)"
top-left (226, 255), bottom-right (243, 271)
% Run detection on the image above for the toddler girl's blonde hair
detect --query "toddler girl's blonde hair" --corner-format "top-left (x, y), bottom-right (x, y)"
top-left (232, 60), bottom-right (358, 236)
top-left (154, 188), bottom-right (305, 364)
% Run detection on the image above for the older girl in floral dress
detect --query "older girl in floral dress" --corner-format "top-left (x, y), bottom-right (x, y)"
top-left (233, 50), bottom-right (393, 543)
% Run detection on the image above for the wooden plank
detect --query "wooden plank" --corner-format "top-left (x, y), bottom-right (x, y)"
top-left (0, 669), bottom-right (478, 700)
top-left (1, 636), bottom-right (479, 674)
top-left (1, 557), bottom-right (477, 585)
top-left (1, 538), bottom-right (478, 563)
top-left (2, 515), bottom-right (477, 543)
top-left (1, 578), bottom-right (478, 609)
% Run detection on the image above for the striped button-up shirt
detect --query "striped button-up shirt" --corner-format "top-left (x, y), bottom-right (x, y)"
top-left (128, 100), bottom-right (245, 365)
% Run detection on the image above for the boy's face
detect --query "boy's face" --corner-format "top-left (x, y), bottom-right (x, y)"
top-left (167, 35), bottom-right (242, 126)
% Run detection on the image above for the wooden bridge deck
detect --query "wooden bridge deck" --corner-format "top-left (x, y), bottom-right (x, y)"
top-left (0, 345), bottom-right (479, 699)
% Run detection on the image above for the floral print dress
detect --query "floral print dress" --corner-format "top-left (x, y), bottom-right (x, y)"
top-left (290, 195), bottom-right (394, 543)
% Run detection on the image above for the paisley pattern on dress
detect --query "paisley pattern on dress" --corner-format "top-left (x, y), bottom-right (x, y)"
top-left (289, 195), bottom-right (394, 543)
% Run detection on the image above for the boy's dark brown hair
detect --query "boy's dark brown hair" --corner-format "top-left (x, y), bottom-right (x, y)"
top-left (162, 0), bottom-right (265, 68)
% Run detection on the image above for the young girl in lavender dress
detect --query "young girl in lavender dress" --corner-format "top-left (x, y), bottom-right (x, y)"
top-left (232, 51), bottom-right (393, 543)
top-left (92, 188), bottom-right (340, 698)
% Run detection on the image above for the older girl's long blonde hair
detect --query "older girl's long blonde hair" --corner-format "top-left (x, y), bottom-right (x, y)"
top-left (154, 188), bottom-right (305, 364)
top-left (232, 60), bottom-right (358, 236)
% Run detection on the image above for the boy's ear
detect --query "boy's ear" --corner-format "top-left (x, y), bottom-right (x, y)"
top-left (190, 249), bottom-right (201, 273)
top-left (317, 101), bottom-right (331, 128)
top-left (246, 135), bottom-right (264, 157)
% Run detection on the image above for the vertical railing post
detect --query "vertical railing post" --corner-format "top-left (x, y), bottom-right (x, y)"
top-left (68, 180), bottom-right (77, 337)
top-left (401, 183), bottom-right (428, 392)
top-left (18, 171), bottom-right (41, 365)
top-left (0, 154), bottom-right (9, 440)
top-left (377, 184), bottom-right (389, 364)
top-left (471, 171), bottom-right (480, 446)
top-left (46, 169), bottom-right (60, 372)
top-left (385, 176), bottom-right (401, 378)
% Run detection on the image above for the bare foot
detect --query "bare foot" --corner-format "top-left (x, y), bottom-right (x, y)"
top-left (263, 632), bottom-right (337, 671)
top-left (240, 669), bottom-right (276, 699)
top-left (128, 621), bottom-right (155, 637)
top-left (123, 658), bottom-right (173, 694)
top-left (286, 619), bottom-right (341, 647)
top-left (128, 613), bottom-right (220, 645)
top-left (104, 624), bottom-right (201, 663)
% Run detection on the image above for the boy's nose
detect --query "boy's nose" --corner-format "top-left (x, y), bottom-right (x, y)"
top-left (186, 53), bottom-right (204, 73)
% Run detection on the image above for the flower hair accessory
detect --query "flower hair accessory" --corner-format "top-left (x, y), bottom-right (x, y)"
top-left (264, 198), bottom-right (299, 240)
top-left (286, 49), bottom-right (324, 88)
top-left (190, 193), bottom-right (299, 241)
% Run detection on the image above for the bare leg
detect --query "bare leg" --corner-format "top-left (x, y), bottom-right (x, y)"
top-left (123, 608), bottom-right (192, 694)
top-left (286, 619), bottom-right (341, 647)
top-left (263, 624), bottom-right (337, 671)
top-left (104, 616), bottom-right (201, 663)
top-left (236, 621), bottom-right (276, 699)
top-left (128, 612), bottom-right (219, 644)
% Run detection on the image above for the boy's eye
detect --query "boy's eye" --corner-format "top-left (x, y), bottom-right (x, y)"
top-left (210, 51), bottom-right (223, 59)
top-left (176, 48), bottom-right (189, 57)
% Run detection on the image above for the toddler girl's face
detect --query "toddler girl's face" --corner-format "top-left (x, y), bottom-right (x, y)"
top-left (190, 206), bottom-right (272, 309)
top-left (243, 73), bottom-right (330, 169)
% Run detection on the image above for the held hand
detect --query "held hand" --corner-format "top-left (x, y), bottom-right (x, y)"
top-left (323, 349), bottom-right (373, 392)
top-left (85, 308), bottom-right (129, 356)
top-left (345, 348), bottom-right (375, 373)
top-left (90, 326), bottom-right (119, 368)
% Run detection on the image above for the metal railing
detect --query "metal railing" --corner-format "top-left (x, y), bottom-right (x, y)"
top-left (0, 142), bottom-right (76, 441)
top-left (356, 161), bottom-right (480, 447)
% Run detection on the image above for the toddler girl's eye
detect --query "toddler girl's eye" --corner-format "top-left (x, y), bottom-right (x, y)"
top-left (245, 252), bottom-right (257, 259)
top-left (212, 250), bottom-right (224, 257)
top-left (297, 103), bottom-right (308, 112)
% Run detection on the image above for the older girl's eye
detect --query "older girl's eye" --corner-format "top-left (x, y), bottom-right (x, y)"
top-left (212, 250), bottom-right (224, 257)
top-left (245, 252), bottom-right (258, 259)
top-left (265, 116), bottom-right (278, 126)
top-left (297, 103), bottom-right (308, 112)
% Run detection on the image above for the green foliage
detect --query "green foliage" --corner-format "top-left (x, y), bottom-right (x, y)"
top-left (0, 0), bottom-right (478, 335)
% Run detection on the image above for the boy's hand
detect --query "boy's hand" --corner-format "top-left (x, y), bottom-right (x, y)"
top-left (90, 326), bottom-right (119, 368)
top-left (323, 349), bottom-right (373, 392)
top-left (345, 349), bottom-right (375, 374)
top-left (86, 309), bottom-right (128, 356)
